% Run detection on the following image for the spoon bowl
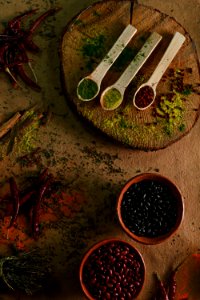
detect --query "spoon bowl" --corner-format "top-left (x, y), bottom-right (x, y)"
top-left (77, 76), bottom-right (100, 101)
top-left (133, 83), bottom-right (156, 110)
top-left (100, 84), bottom-right (123, 110)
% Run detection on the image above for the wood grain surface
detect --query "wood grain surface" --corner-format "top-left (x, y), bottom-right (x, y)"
top-left (61, 0), bottom-right (200, 150)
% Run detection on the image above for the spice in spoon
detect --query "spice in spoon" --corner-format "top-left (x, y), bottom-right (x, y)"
top-left (77, 78), bottom-right (98, 100)
top-left (134, 85), bottom-right (154, 109)
top-left (102, 87), bottom-right (122, 109)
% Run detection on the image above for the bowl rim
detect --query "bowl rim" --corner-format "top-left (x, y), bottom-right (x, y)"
top-left (79, 238), bottom-right (146, 300)
top-left (117, 172), bottom-right (184, 245)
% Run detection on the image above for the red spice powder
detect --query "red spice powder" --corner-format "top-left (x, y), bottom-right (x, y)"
top-left (58, 191), bottom-right (87, 218)
top-left (135, 85), bottom-right (154, 108)
top-left (0, 182), bottom-right (87, 251)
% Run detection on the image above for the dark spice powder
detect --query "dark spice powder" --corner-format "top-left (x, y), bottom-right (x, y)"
top-left (121, 180), bottom-right (178, 237)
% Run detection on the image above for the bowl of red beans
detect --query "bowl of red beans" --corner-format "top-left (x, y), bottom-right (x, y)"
top-left (117, 173), bottom-right (184, 245)
top-left (79, 238), bottom-right (145, 299)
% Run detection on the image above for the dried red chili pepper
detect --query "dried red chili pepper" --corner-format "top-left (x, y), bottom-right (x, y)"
top-left (155, 273), bottom-right (169, 300)
top-left (29, 8), bottom-right (60, 34)
top-left (0, 8), bottom-right (61, 90)
top-left (5, 9), bottom-right (38, 34)
top-left (0, 35), bottom-right (19, 42)
top-left (38, 168), bottom-right (49, 183)
top-left (168, 270), bottom-right (176, 300)
top-left (0, 44), bottom-right (10, 68)
top-left (168, 259), bottom-right (186, 300)
top-left (24, 8), bottom-right (61, 52)
top-left (15, 63), bottom-right (41, 91)
top-left (20, 190), bottom-right (35, 206)
top-left (0, 44), bottom-right (23, 86)
top-left (3, 189), bottom-right (35, 216)
top-left (7, 177), bottom-right (20, 228)
top-left (32, 175), bottom-right (52, 238)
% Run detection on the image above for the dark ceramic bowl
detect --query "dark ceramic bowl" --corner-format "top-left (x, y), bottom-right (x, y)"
top-left (117, 173), bottom-right (184, 245)
top-left (79, 238), bottom-right (145, 300)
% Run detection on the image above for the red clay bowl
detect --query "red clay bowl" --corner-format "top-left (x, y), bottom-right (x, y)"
top-left (117, 173), bottom-right (184, 245)
top-left (79, 238), bottom-right (145, 299)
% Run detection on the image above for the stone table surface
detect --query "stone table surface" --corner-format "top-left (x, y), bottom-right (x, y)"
top-left (0, 0), bottom-right (199, 299)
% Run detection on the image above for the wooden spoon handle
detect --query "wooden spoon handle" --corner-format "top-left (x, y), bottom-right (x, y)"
top-left (148, 32), bottom-right (185, 88)
top-left (115, 32), bottom-right (162, 91)
top-left (91, 24), bottom-right (137, 83)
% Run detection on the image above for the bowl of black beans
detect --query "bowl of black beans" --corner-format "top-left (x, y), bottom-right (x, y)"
top-left (79, 238), bottom-right (145, 300)
top-left (117, 173), bottom-right (184, 245)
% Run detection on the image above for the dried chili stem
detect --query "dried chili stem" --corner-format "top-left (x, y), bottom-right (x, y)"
top-left (28, 61), bottom-right (37, 83)
top-left (5, 67), bottom-right (22, 88)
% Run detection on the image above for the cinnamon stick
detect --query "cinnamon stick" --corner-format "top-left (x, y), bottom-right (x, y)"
top-left (0, 112), bottom-right (21, 139)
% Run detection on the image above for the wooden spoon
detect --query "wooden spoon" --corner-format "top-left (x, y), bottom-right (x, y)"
top-left (133, 31), bottom-right (186, 110)
top-left (77, 24), bottom-right (137, 101)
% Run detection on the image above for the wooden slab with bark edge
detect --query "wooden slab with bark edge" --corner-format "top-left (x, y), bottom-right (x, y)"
top-left (60, 0), bottom-right (200, 150)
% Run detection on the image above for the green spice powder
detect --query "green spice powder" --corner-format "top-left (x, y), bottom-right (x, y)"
top-left (78, 78), bottom-right (98, 100)
top-left (103, 88), bottom-right (122, 109)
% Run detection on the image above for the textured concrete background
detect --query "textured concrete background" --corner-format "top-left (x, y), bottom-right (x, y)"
top-left (0, 0), bottom-right (199, 299)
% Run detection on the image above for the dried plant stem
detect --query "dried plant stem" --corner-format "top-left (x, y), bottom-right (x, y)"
top-left (0, 257), bottom-right (15, 290)
top-left (0, 251), bottom-right (51, 295)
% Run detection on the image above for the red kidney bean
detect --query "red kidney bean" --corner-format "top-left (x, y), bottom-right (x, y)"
top-left (112, 278), bottom-right (117, 284)
top-left (91, 278), bottom-right (96, 285)
top-left (118, 275), bottom-right (122, 281)
top-left (117, 286), bottom-right (122, 293)
top-left (82, 241), bottom-right (144, 299)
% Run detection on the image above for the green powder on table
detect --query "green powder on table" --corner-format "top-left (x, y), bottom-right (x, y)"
top-left (77, 78), bottom-right (98, 100)
top-left (103, 88), bottom-right (122, 109)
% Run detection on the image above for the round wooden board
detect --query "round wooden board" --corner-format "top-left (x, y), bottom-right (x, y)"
top-left (61, 0), bottom-right (200, 150)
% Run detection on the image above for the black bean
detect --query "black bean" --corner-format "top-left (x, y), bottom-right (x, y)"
top-left (121, 179), bottom-right (178, 237)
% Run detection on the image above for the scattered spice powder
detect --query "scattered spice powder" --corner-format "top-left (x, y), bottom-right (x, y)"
top-left (153, 68), bottom-right (199, 135)
top-left (0, 172), bottom-right (87, 250)
top-left (80, 34), bottom-right (106, 70)
top-left (78, 78), bottom-right (98, 100)
top-left (103, 88), bottom-right (122, 109)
